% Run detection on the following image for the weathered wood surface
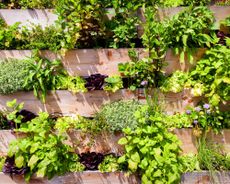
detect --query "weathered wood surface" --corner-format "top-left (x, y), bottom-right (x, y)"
top-left (0, 90), bottom-right (137, 117)
top-left (0, 89), bottom-right (203, 116)
top-left (0, 48), bottom-right (206, 76)
top-left (0, 172), bottom-right (140, 184)
top-left (0, 49), bottom-right (146, 76)
top-left (1, 129), bottom-right (229, 156)
top-left (181, 171), bottom-right (230, 184)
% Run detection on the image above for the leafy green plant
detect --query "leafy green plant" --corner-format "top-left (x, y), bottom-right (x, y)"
top-left (12, 0), bottom-right (56, 9)
top-left (95, 100), bottom-right (142, 132)
top-left (118, 109), bottom-right (183, 184)
top-left (160, 71), bottom-right (189, 93)
top-left (167, 6), bottom-right (217, 63)
top-left (180, 154), bottom-right (201, 172)
top-left (7, 111), bottom-right (85, 181)
top-left (19, 24), bottom-right (65, 52)
top-left (185, 103), bottom-right (230, 133)
top-left (188, 45), bottom-right (230, 105)
top-left (0, 59), bottom-right (29, 94)
top-left (0, 18), bottom-right (21, 49)
top-left (23, 55), bottom-right (66, 103)
top-left (183, 0), bottom-right (211, 5)
top-left (55, 75), bottom-right (87, 94)
top-left (104, 76), bottom-right (123, 92)
top-left (98, 154), bottom-right (121, 172)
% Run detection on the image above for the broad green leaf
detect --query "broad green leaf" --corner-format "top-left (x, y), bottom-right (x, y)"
top-left (15, 155), bottom-right (24, 168)
top-left (28, 155), bottom-right (39, 170)
top-left (118, 137), bottom-right (128, 145)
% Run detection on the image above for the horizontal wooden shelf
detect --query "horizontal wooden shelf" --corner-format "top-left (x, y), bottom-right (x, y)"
top-left (0, 48), bottom-right (206, 76)
top-left (0, 89), bottom-right (203, 116)
top-left (0, 129), bottom-right (229, 156)
top-left (0, 172), bottom-right (140, 184)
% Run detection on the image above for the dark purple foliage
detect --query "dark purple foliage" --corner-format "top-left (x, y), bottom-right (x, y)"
top-left (3, 157), bottom-right (29, 175)
top-left (84, 74), bottom-right (108, 90)
top-left (216, 31), bottom-right (230, 45)
top-left (79, 152), bottom-right (104, 170)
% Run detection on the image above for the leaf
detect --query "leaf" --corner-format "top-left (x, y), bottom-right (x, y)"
top-left (179, 51), bottom-right (185, 63)
top-left (131, 152), bottom-right (140, 163)
top-left (6, 99), bottom-right (17, 108)
top-left (15, 155), bottom-right (24, 168)
top-left (118, 137), bottom-right (128, 145)
top-left (28, 155), bottom-right (39, 170)
top-left (128, 159), bottom-right (138, 172)
top-left (117, 155), bottom-right (126, 163)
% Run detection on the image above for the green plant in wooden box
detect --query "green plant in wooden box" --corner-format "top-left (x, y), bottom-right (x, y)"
top-left (0, 59), bottom-right (29, 94)
top-left (188, 45), bottom-right (230, 105)
top-left (166, 6), bottom-right (218, 63)
top-left (6, 101), bottom-right (84, 181)
top-left (118, 106), bottom-right (184, 184)
top-left (95, 100), bottom-right (142, 132)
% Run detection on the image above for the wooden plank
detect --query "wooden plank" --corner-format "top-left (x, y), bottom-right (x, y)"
top-left (0, 48), bottom-right (205, 76)
top-left (0, 129), bottom-right (229, 156)
top-left (137, 89), bottom-right (203, 114)
top-left (181, 171), bottom-right (230, 184)
top-left (0, 172), bottom-right (140, 184)
top-left (0, 49), bottom-right (147, 76)
top-left (0, 9), bottom-right (57, 27)
top-left (0, 90), bottom-right (137, 117)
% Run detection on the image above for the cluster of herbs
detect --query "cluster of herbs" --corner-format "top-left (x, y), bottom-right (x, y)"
top-left (0, 54), bottom-right (125, 103)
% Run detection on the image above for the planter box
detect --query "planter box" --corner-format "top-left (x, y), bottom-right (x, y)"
top-left (181, 171), bottom-right (230, 184)
top-left (0, 48), bottom-right (205, 76)
top-left (0, 129), bottom-right (229, 156)
top-left (0, 172), bottom-right (140, 184)
top-left (0, 90), bottom-right (137, 117)
top-left (0, 49), bottom-right (146, 76)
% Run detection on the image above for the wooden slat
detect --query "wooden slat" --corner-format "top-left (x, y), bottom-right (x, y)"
top-left (0, 9), bottom-right (57, 27)
top-left (0, 90), bottom-right (137, 117)
top-left (0, 48), bottom-right (206, 76)
top-left (1, 129), bottom-right (229, 156)
top-left (181, 171), bottom-right (230, 184)
top-left (0, 49), bottom-right (147, 76)
top-left (0, 172), bottom-right (140, 184)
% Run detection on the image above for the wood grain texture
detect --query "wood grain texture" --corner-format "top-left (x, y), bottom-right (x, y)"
top-left (181, 171), bottom-right (230, 184)
top-left (1, 129), bottom-right (229, 156)
top-left (0, 90), bottom-right (137, 117)
top-left (0, 172), bottom-right (140, 184)
top-left (0, 49), bottom-right (147, 76)
top-left (0, 48), bottom-right (206, 76)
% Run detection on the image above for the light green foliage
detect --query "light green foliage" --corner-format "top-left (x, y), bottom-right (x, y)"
top-left (0, 59), bottom-right (29, 94)
top-left (0, 18), bottom-right (21, 49)
top-left (160, 71), bottom-right (189, 93)
top-left (167, 6), bottom-right (217, 63)
top-left (20, 24), bottom-right (65, 52)
top-left (8, 111), bottom-right (85, 181)
top-left (55, 115), bottom-right (106, 134)
top-left (98, 155), bottom-right (120, 172)
top-left (164, 113), bottom-right (192, 129)
top-left (23, 55), bottom-right (66, 103)
top-left (0, 157), bottom-right (6, 171)
top-left (104, 76), bottom-right (123, 92)
top-left (118, 109), bottom-right (183, 184)
top-left (6, 99), bottom-right (24, 129)
top-left (181, 154), bottom-right (201, 172)
top-left (188, 45), bottom-right (230, 105)
top-left (55, 75), bottom-right (87, 94)
top-left (96, 100), bottom-right (142, 132)
top-left (14, 0), bottom-right (56, 8)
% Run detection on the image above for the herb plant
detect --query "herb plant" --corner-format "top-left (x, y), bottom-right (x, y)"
top-left (104, 76), bottom-right (123, 92)
top-left (6, 111), bottom-right (85, 181)
top-left (0, 59), bottom-right (29, 94)
top-left (118, 108), bottom-right (183, 184)
top-left (23, 55), bottom-right (66, 103)
top-left (166, 6), bottom-right (217, 63)
top-left (98, 154), bottom-right (120, 172)
top-left (188, 45), bottom-right (230, 105)
top-left (95, 100), bottom-right (142, 132)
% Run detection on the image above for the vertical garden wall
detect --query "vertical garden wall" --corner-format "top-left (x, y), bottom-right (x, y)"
top-left (0, 0), bottom-right (229, 184)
